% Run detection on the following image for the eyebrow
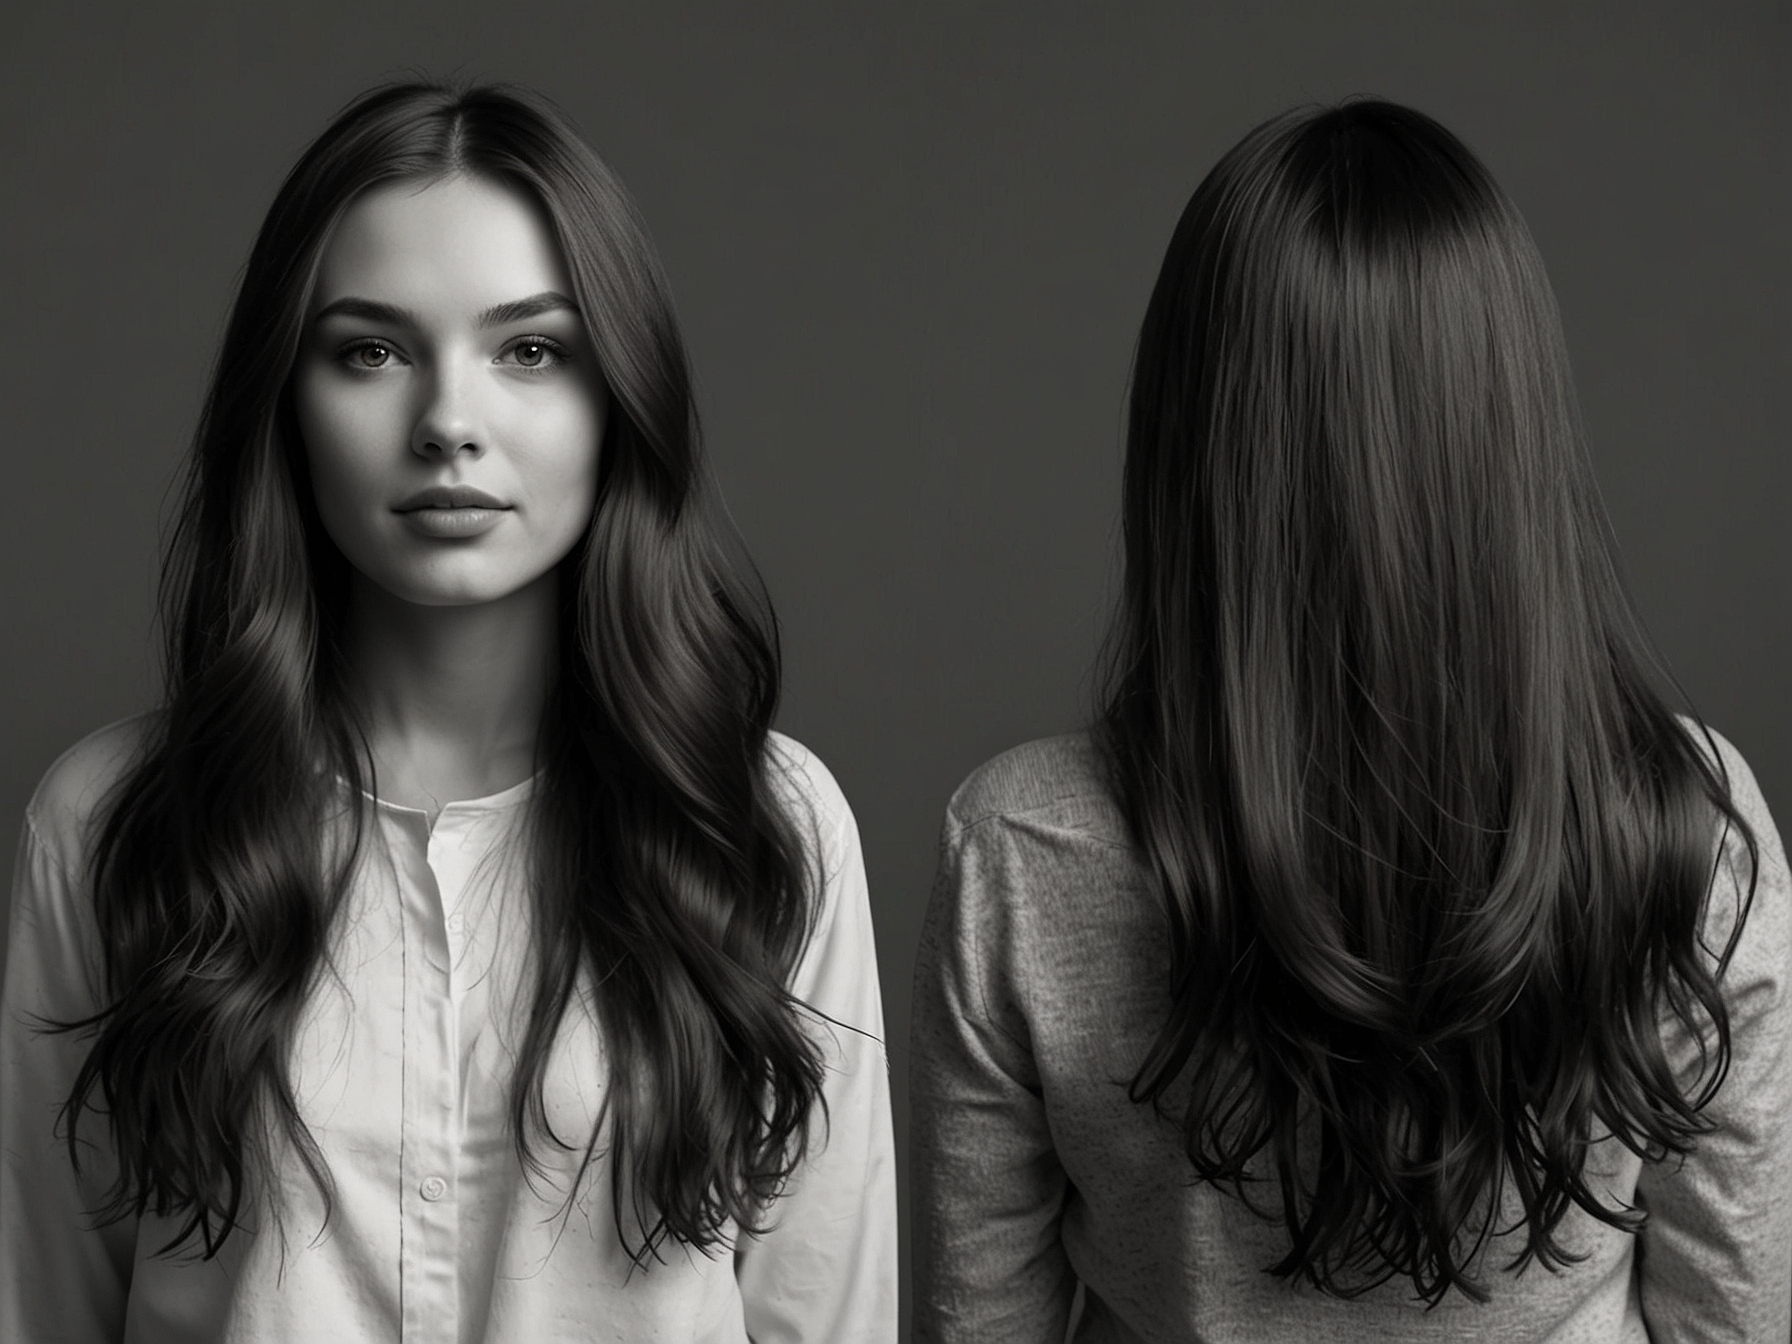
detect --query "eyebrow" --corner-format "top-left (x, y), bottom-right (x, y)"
top-left (477, 291), bottom-right (581, 327)
top-left (312, 290), bottom-right (581, 328)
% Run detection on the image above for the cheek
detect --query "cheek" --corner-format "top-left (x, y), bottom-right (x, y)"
top-left (522, 399), bottom-right (606, 535)
top-left (293, 369), bottom-right (393, 542)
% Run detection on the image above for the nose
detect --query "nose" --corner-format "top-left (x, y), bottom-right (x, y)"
top-left (410, 365), bottom-right (483, 460)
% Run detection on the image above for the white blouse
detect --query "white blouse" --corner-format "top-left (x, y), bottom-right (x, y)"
top-left (1, 717), bottom-right (897, 1343)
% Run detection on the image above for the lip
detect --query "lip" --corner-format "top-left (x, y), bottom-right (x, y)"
top-left (393, 485), bottom-right (509, 513)
top-left (398, 508), bottom-right (507, 540)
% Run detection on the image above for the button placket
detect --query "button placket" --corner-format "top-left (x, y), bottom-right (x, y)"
top-left (397, 811), bottom-right (461, 1342)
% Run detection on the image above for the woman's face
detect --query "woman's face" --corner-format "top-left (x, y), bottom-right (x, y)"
top-left (294, 173), bottom-right (607, 609)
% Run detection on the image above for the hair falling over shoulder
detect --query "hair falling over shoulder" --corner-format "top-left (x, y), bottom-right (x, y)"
top-left (1099, 100), bottom-right (1757, 1303)
top-left (60, 81), bottom-right (824, 1262)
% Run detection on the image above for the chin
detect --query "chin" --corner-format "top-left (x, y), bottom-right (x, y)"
top-left (408, 584), bottom-right (528, 609)
top-left (387, 566), bottom-right (555, 610)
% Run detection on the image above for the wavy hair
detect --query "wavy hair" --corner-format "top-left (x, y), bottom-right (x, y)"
top-left (61, 81), bottom-right (824, 1262)
top-left (1100, 100), bottom-right (1756, 1302)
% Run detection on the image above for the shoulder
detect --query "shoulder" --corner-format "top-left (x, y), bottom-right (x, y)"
top-left (928, 734), bottom-right (1142, 950)
top-left (764, 734), bottom-right (880, 1010)
top-left (944, 732), bottom-right (1128, 851)
top-left (922, 736), bottom-right (1158, 1025)
top-left (766, 731), bottom-right (852, 824)
top-left (765, 731), bottom-right (863, 912)
top-left (765, 730), bottom-right (856, 856)
top-left (1674, 717), bottom-right (1783, 907)
top-left (1677, 718), bottom-right (1775, 841)
top-left (1669, 720), bottom-right (1789, 1013)
top-left (24, 712), bottom-right (160, 868)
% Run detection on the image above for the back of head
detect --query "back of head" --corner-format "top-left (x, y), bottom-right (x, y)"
top-left (1102, 100), bottom-right (1751, 1301)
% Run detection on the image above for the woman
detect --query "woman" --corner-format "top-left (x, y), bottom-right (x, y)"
top-left (1, 82), bottom-right (896, 1342)
top-left (913, 101), bottom-right (1790, 1341)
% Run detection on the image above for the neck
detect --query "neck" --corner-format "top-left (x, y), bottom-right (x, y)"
top-left (340, 569), bottom-right (558, 816)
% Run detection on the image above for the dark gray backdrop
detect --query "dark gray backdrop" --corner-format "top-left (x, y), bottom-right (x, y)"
top-left (4, 4), bottom-right (1787, 1335)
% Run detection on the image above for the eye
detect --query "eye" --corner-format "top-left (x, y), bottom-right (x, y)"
top-left (339, 339), bottom-right (402, 371)
top-left (499, 336), bottom-right (570, 371)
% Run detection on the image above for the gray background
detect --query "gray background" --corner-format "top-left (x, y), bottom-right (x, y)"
top-left (3, 3), bottom-right (1786, 1334)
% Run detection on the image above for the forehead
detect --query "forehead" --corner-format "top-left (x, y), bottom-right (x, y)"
top-left (311, 174), bottom-right (573, 309)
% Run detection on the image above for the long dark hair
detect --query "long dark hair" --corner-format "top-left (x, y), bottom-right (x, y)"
top-left (61, 81), bottom-right (824, 1262)
top-left (1100, 100), bottom-right (1756, 1302)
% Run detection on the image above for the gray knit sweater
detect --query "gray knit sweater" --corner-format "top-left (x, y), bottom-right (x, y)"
top-left (911, 732), bottom-right (1792, 1342)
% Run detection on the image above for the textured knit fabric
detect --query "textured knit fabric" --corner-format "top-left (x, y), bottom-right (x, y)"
top-left (2, 716), bottom-right (897, 1344)
top-left (912, 731), bottom-right (1792, 1343)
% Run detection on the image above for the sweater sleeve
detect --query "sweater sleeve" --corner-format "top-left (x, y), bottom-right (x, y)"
top-left (1635, 738), bottom-right (1792, 1343)
top-left (911, 808), bottom-right (1077, 1343)
top-left (735, 741), bottom-right (898, 1342)
top-left (1, 810), bottom-right (137, 1344)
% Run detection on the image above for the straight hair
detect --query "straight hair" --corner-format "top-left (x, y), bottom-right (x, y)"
top-left (1101, 99), bottom-right (1756, 1302)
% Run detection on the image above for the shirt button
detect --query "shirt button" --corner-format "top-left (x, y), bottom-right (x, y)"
top-left (420, 1176), bottom-right (447, 1202)
top-left (447, 911), bottom-right (465, 934)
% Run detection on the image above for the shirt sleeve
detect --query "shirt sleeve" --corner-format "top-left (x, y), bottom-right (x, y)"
top-left (1635, 740), bottom-right (1792, 1343)
top-left (1, 811), bottom-right (137, 1343)
top-left (910, 809), bottom-right (1076, 1343)
top-left (735, 750), bottom-right (898, 1342)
